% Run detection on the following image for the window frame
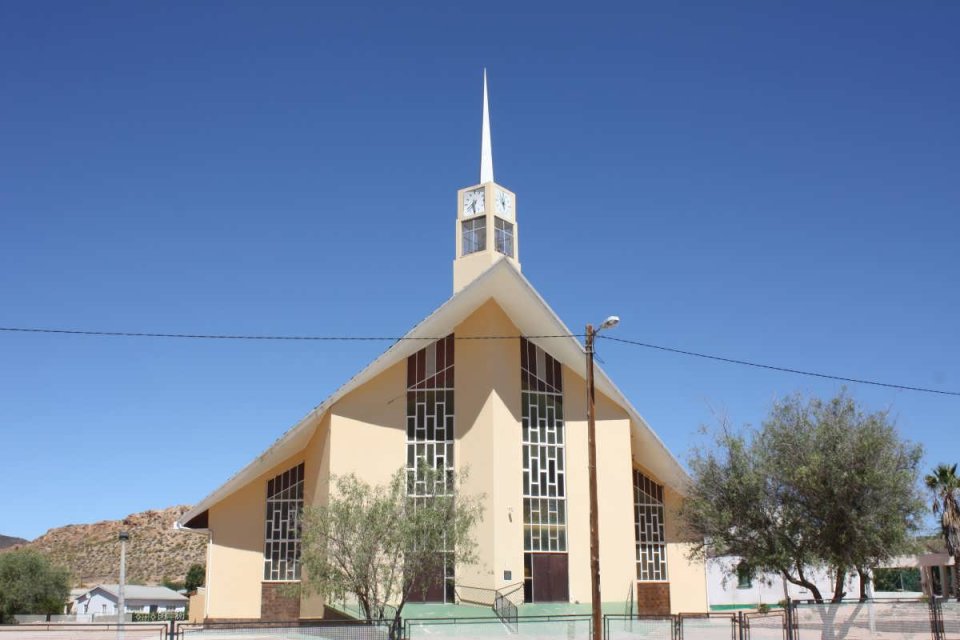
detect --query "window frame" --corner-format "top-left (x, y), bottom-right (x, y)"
top-left (520, 338), bottom-right (568, 553)
top-left (461, 217), bottom-right (486, 255)
top-left (494, 217), bottom-right (514, 257)
top-left (263, 462), bottom-right (305, 582)
top-left (633, 469), bottom-right (668, 582)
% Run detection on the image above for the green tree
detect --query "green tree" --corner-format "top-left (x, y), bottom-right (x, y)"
top-left (0, 550), bottom-right (70, 623)
top-left (300, 465), bottom-right (483, 639)
top-left (681, 391), bottom-right (924, 604)
top-left (185, 563), bottom-right (205, 593)
top-left (925, 463), bottom-right (960, 600)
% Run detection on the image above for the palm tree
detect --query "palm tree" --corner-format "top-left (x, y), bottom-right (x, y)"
top-left (925, 463), bottom-right (960, 600)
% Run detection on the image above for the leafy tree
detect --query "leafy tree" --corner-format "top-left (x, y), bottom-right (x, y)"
top-left (681, 391), bottom-right (924, 604)
top-left (300, 465), bottom-right (483, 639)
top-left (185, 563), bottom-right (205, 593)
top-left (0, 550), bottom-right (70, 623)
top-left (925, 463), bottom-right (960, 600)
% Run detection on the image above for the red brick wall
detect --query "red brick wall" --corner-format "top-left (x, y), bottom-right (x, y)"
top-left (636, 582), bottom-right (671, 615)
top-left (261, 582), bottom-right (301, 621)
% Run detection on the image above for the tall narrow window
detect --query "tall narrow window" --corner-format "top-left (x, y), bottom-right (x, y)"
top-left (494, 218), bottom-right (514, 257)
top-left (461, 218), bottom-right (486, 255)
top-left (264, 462), bottom-right (304, 581)
top-left (633, 469), bottom-right (667, 582)
top-left (520, 338), bottom-right (567, 553)
top-left (406, 335), bottom-right (456, 602)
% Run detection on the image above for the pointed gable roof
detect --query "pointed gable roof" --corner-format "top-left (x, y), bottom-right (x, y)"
top-left (178, 258), bottom-right (689, 528)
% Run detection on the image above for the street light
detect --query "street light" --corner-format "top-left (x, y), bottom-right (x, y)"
top-left (118, 531), bottom-right (129, 640)
top-left (585, 315), bottom-right (619, 640)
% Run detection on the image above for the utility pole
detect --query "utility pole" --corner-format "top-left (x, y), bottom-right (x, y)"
top-left (118, 531), bottom-right (129, 640)
top-left (585, 316), bottom-right (619, 640)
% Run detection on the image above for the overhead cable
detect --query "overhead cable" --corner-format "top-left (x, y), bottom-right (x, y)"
top-left (0, 325), bottom-right (956, 397)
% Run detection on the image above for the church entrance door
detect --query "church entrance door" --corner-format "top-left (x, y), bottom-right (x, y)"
top-left (528, 552), bottom-right (569, 602)
top-left (406, 553), bottom-right (454, 603)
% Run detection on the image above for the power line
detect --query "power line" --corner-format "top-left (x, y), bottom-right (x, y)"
top-left (598, 335), bottom-right (960, 397)
top-left (0, 326), bottom-right (577, 341)
top-left (1, 325), bottom-right (957, 397)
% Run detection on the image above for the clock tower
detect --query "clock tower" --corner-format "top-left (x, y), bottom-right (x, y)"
top-left (453, 70), bottom-right (520, 293)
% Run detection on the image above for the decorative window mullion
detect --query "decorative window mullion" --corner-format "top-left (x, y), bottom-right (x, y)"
top-left (633, 469), bottom-right (667, 582)
top-left (520, 338), bottom-right (567, 553)
top-left (263, 462), bottom-right (304, 581)
top-left (405, 335), bottom-right (455, 497)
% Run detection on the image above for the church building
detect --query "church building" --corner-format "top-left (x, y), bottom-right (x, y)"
top-left (177, 73), bottom-right (708, 621)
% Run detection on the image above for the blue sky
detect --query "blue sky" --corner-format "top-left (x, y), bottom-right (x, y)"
top-left (1, 2), bottom-right (957, 540)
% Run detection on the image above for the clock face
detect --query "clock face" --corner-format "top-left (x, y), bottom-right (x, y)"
top-left (463, 188), bottom-right (485, 216)
top-left (495, 189), bottom-right (513, 217)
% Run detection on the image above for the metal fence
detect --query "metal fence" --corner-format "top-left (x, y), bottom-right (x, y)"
top-left (940, 600), bottom-right (960, 640)
top-left (603, 598), bottom-right (949, 640)
top-left (743, 610), bottom-right (787, 640)
top-left (405, 613), bottom-right (592, 639)
top-left (0, 622), bottom-right (168, 639)
top-left (604, 598), bottom-right (948, 640)
top-left (678, 613), bottom-right (737, 640)
top-left (6, 598), bottom-right (957, 640)
top-left (604, 614), bottom-right (674, 640)
top-left (792, 599), bottom-right (938, 640)
top-left (176, 620), bottom-right (392, 640)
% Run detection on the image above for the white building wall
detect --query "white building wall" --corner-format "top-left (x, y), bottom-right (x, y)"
top-left (707, 557), bottom-right (860, 608)
top-left (78, 591), bottom-right (117, 614)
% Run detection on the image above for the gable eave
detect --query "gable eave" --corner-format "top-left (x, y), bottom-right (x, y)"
top-left (179, 259), bottom-right (689, 526)
top-left (178, 260), bottom-right (524, 526)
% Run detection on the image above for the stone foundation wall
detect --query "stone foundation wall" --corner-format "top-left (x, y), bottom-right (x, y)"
top-left (636, 582), bottom-right (671, 615)
top-left (261, 582), bottom-right (301, 621)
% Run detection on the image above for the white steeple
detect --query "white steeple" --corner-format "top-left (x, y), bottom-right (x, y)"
top-left (454, 69), bottom-right (518, 293)
top-left (480, 69), bottom-right (494, 184)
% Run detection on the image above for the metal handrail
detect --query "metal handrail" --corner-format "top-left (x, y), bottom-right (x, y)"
top-left (455, 583), bottom-right (497, 607)
top-left (493, 589), bottom-right (519, 632)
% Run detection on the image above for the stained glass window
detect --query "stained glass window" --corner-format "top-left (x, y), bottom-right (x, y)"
top-left (633, 469), bottom-right (667, 582)
top-left (406, 335), bottom-right (455, 496)
top-left (520, 338), bottom-right (567, 552)
top-left (263, 462), bottom-right (304, 581)
top-left (406, 335), bottom-right (456, 602)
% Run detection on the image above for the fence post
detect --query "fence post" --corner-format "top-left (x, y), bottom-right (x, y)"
top-left (929, 596), bottom-right (944, 640)
top-left (784, 598), bottom-right (794, 640)
top-left (737, 611), bottom-right (746, 640)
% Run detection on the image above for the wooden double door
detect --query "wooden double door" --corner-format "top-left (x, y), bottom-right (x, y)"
top-left (407, 553), bottom-right (455, 603)
top-left (526, 552), bottom-right (569, 602)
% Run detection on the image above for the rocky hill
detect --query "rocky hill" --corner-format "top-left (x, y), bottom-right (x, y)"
top-left (5, 506), bottom-right (206, 586)
top-left (0, 534), bottom-right (28, 550)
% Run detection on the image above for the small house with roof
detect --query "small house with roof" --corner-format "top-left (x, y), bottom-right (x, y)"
top-left (74, 584), bottom-right (187, 615)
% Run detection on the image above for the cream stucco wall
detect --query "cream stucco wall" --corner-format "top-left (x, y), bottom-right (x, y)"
top-left (663, 486), bottom-right (708, 613)
top-left (565, 365), bottom-right (638, 604)
top-left (299, 413), bottom-right (332, 619)
top-left (200, 298), bottom-right (707, 619)
top-left (453, 299), bottom-right (524, 590)
top-left (327, 360), bottom-right (406, 483)
top-left (206, 435), bottom-right (322, 620)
